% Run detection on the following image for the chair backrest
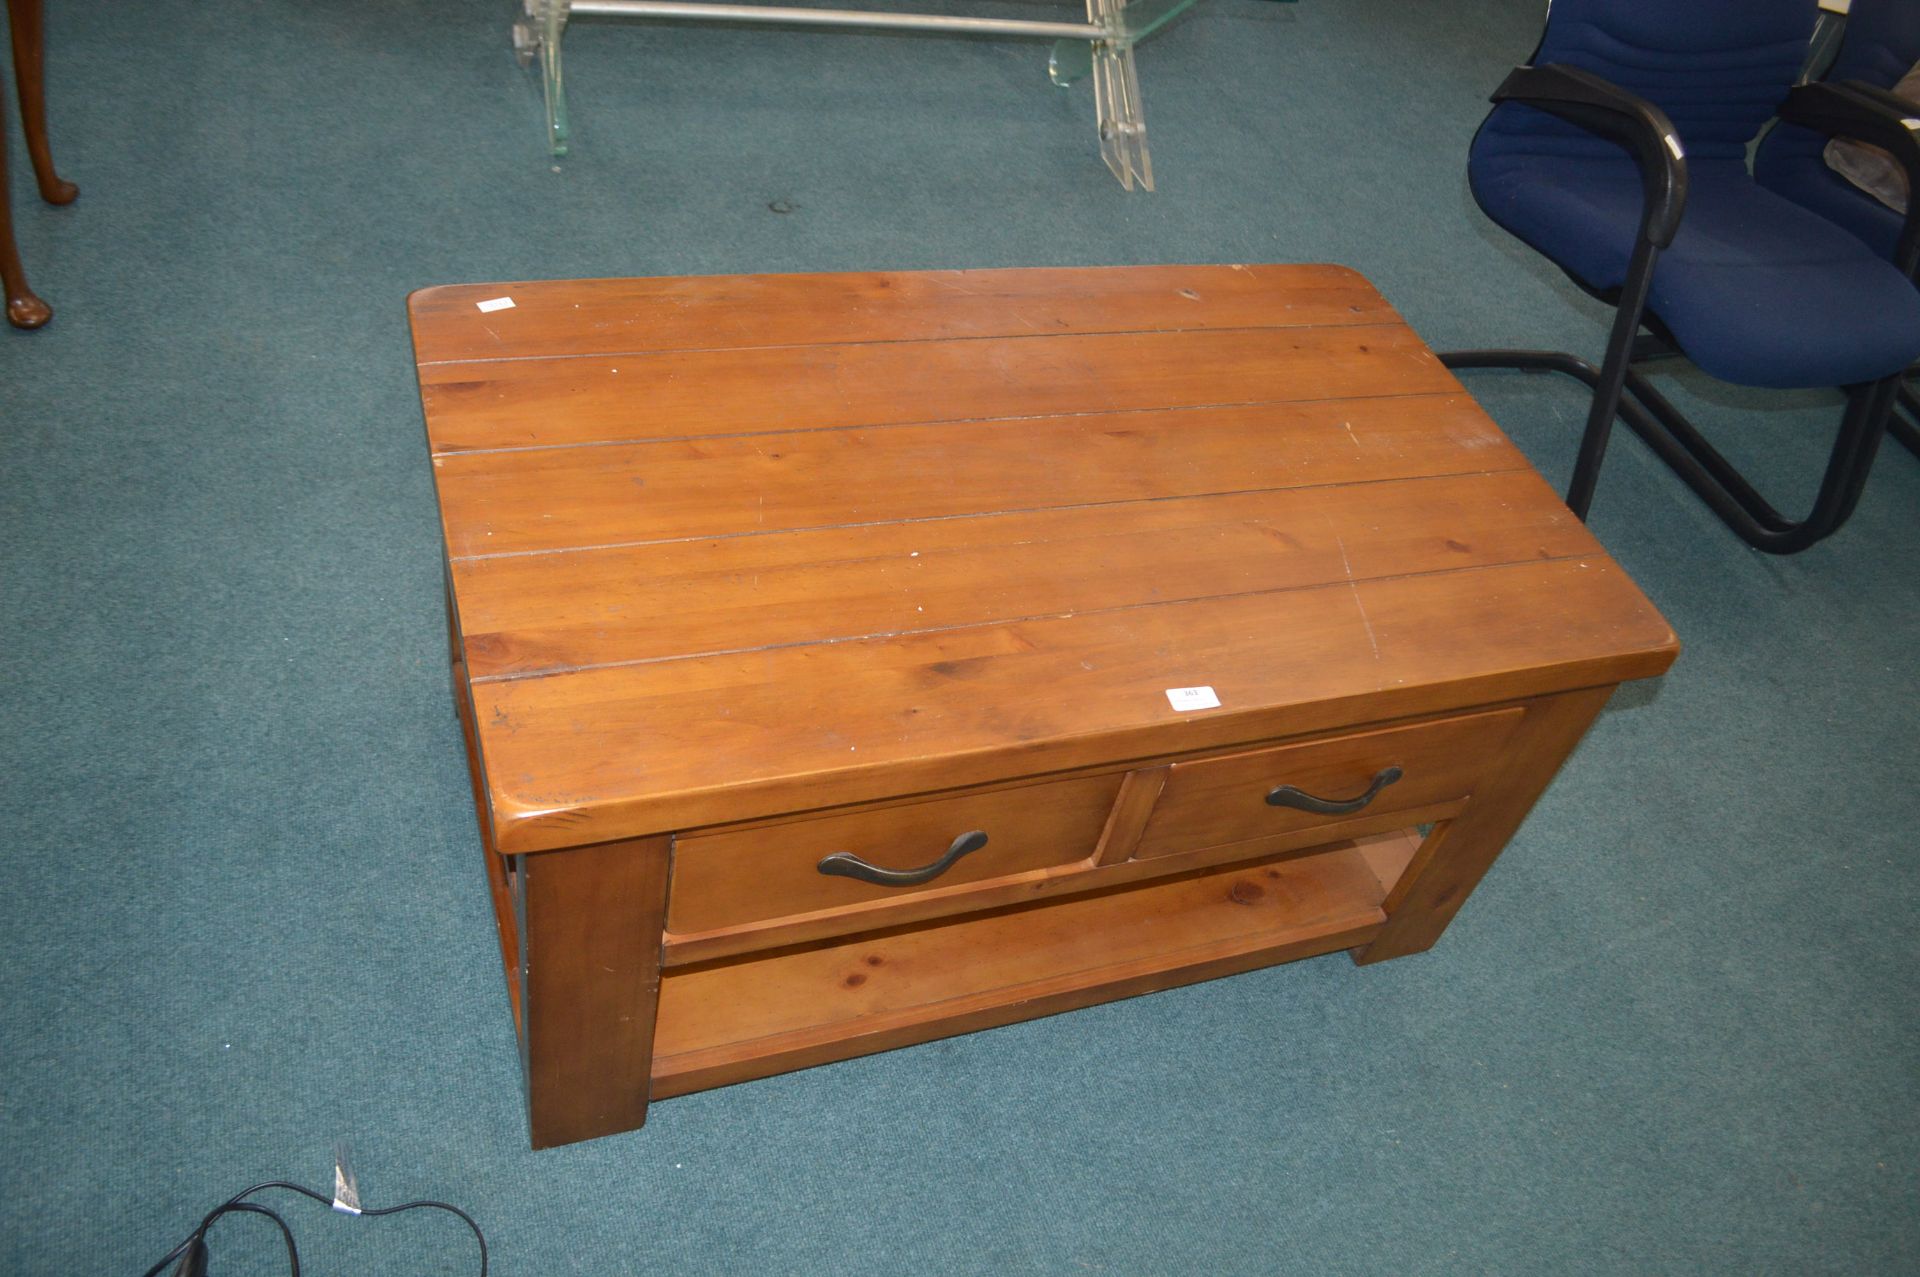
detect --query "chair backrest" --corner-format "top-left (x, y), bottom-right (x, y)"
top-left (1751, 0), bottom-right (1920, 260)
top-left (1474, 0), bottom-right (1819, 168)
top-left (1826, 0), bottom-right (1920, 90)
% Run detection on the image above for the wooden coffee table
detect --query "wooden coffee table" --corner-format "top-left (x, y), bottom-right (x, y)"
top-left (408, 264), bottom-right (1678, 1148)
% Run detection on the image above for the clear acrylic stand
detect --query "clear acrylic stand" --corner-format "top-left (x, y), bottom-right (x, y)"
top-left (513, 0), bottom-right (572, 156)
top-left (511, 0), bottom-right (1207, 189)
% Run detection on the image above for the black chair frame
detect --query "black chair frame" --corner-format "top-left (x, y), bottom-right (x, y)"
top-left (1445, 66), bottom-right (1920, 554)
top-left (1821, 77), bottom-right (1920, 461)
top-left (1897, 382), bottom-right (1920, 456)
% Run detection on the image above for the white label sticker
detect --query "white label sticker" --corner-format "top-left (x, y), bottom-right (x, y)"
top-left (475, 296), bottom-right (516, 313)
top-left (1165, 685), bottom-right (1221, 711)
top-left (1663, 133), bottom-right (1685, 160)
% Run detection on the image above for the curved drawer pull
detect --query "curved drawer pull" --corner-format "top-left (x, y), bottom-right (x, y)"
top-left (817, 830), bottom-right (990, 888)
top-left (1265, 766), bottom-right (1403, 816)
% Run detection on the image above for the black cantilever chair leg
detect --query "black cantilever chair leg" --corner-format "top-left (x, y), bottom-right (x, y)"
top-left (1894, 381), bottom-right (1920, 457)
top-left (1441, 349), bottom-right (1899, 555)
top-left (1444, 204), bottom-right (1901, 556)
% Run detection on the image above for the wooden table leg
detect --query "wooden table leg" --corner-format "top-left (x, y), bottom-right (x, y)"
top-left (1353, 685), bottom-right (1616, 965)
top-left (2, 0), bottom-right (73, 330)
top-left (518, 835), bottom-right (672, 1148)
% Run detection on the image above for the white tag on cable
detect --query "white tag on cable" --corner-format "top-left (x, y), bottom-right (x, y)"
top-left (1165, 685), bottom-right (1222, 711)
top-left (474, 296), bottom-right (516, 313)
top-left (332, 1143), bottom-right (362, 1215)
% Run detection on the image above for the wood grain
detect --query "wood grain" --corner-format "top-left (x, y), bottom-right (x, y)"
top-left (410, 265), bottom-right (1681, 1142)
top-left (668, 771), bottom-right (1122, 934)
top-left (650, 833), bottom-right (1412, 1097)
top-left (432, 396), bottom-right (1530, 561)
top-left (469, 557), bottom-right (1674, 852)
top-left (663, 805), bottom-right (1458, 967)
top-left (1354, 686), bottom-right (1617, 964)
top-left (450, 659), bottom-right (522, 1033)
top-left (417, 323), bottom-right (1454, 454)
top-left (450, 468), bottom-right (1584, 680)
top-left (519, 835), bottom-right (671, 1147)
top-left (1093, 766), bottom-right (1168, 865)
top-left (1133, 708), bottom-right (1523, 857)
top-left (1356, 829), bottom-right (1422, 898)
top-left (408, 263), bottom-right (1400, 365)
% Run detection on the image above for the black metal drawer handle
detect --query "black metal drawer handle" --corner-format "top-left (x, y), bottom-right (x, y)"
top-left (817, 830), bottom-right (989, 888)
top-left (1266, 766), bottom-right (1403, 815)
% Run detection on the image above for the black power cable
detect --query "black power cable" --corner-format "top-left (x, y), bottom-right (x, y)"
top-left (140, 1179), bottom-right (486, 1277)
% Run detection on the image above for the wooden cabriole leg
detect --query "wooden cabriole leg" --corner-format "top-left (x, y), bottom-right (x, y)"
top-left (2, 0), bottom-right (72, 329)
top-left (518, 835), bottom-right (672, 1149)
top-left (0, 74), bottom-right (46, 328)
top-left (7, 0), bottom-right (76, 205)
top-left (1353, 685), bottom-right (1616, 965)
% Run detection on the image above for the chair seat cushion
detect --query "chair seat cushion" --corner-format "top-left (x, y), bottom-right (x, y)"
top-left (1755, 137), bottom-right (1906, 260)
top-left (1470, 154), bottom-right (1920, 388)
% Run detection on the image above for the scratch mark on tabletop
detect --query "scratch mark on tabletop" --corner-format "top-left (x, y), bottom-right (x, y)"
top-left (1337, 535), bottom-right (1382, 661)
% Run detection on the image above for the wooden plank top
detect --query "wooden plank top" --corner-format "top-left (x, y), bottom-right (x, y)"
top-left (409, 265), bottom-right (1678, 853)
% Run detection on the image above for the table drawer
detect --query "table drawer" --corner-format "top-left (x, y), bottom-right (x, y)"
top-left (1132, 708), bottom-right (1524, 859)
top-left (668, 772), bottom-right (1125, 936)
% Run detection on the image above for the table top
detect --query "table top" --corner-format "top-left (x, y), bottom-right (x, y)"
top-left (409, 264), bottom-right (1677, 853)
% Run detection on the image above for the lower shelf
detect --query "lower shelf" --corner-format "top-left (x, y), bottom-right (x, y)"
top-left (650, 829), bottom-right (1420, 1098)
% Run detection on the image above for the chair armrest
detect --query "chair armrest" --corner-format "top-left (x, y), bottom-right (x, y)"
top-left (1780, 80), bottom-right (1920, 172)
top-left (1831, 79), bottom-right (1918, 116)
top-left (1492, 62), bottom-right (1689, 248)
top-left (1778, 80), bottom-right (1920, 272)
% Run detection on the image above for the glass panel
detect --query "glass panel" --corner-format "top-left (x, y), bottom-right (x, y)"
top-left (1058, 0), bottom-right (1210, 87)
top-left (1114, 0), bottom-right (1203, 43)
top-left (539, 0), bottom-right (572, 157)
top-left (1049, 38), bottom-right (1093, 88)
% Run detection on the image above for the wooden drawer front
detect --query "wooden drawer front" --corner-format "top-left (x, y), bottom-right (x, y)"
top-left (668, 773), bottom-right (1125, 936)
top-left (1132, 709), bottom-right (1523, 859)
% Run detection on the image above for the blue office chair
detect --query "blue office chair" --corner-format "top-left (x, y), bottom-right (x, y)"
top-left (1755, 0), bottom-right (1920, 457)
top-left (1757, 0), bottom-right (1920, 265)
top-left (1444, 0), bottom-right (1920, 553)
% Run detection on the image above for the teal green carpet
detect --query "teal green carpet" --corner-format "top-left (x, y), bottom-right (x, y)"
top-left (3, 1), bottom-right (1916, 1272)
